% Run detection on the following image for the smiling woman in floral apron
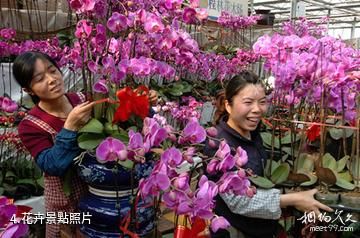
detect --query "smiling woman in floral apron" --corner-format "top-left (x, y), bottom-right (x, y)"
top-left (13, 51), bottom-right (95, 237)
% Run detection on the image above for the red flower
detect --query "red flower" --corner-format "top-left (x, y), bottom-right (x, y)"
top-left (113, 86), bottom-right (149, 123)
top-left (306, 124), bottom-right (320, 142)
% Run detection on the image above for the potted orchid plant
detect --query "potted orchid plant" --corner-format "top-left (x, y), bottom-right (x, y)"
top-left (53, 0), bottom-right (265, 236)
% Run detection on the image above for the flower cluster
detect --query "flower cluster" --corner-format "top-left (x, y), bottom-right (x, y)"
top-left (253, 19), bottom-right (360, 122)
top-left (0, 31), bottom-right (63, 63)
top-left (0, 28), bottom-right (16, 40)
top-left (136, 118), bottom-right (254, 232)
top-left (157, 96), bottom-right (203, 123)
top-left (95, 117), bottom-right (168, 163)
top-left (0, 196), bottom-right (29, 238)
top-left (0, 131), bottom-right (29, 154)
top-left (217, 11), bottom-right (262, 30)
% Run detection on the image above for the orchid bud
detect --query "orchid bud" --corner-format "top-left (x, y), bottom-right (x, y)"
top-left (206, 127), bottom-right (218, 137)
top-left (208, 139), bottom-right (217, 148)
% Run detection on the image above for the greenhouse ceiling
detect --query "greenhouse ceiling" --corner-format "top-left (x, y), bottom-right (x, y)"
top-left (252, 0), bottom-right (360, 39)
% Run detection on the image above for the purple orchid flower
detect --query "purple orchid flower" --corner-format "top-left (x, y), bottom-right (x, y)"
top-left (182, 7), bottom-right (197, 24)
top-left (214, 141), bottom-right (231, 159)
top-left (144, 14), bottom-right (164, 33)
top-left (211, 216), bottom-right (230, 233)
top-left (96, 137), bottom-right (128, 163)
top-left (127, 130), bottom-right (145, 161)
top-left (234, 146), bottom-right (248, 167)
top-left (161, 147), bottom-right (183, 167)
top-left (1, 223), bottom-right (29, 238)
top-left (74, 20), bottom-right (92, 38)
top-left (179, 119), bottom-right (206, 144)
top-left (107, 12), bottom-right (128, 33)
top-left (92, 79), bottom-right (108, 94)
top-left (0, 97), bottom-right (18, 113)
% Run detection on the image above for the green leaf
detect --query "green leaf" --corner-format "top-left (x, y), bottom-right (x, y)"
top-left (79, 118), bottom-right (104, 134)
top-left (336, 155), bottom-right (349, 172)
top-left (328, 122), bottom-right (353, 140)
top-left (0, 187), bottom-right (3, 195)
top-left (338, 171), bottom-right (352, 182)
top-left (16, 178), bottom-right (36, 187)
top-left (37, 177), bottom-right (44, 188)
top-left (118, 160), bottom-right (134, 169)
top-left (260, 132), bottom-right (280, 149)
top-left (111, 132), bottom-right (129, 143)
top-left (249, 176), bottom-right (275, 188)
top-left (297, 169), bottom-right (318, 186)
top-left (5, 171), bottom-right (16, 179)
top-left (336, 178), bottom-right (355, 190)
top-left (322, 153), bottom-right (337, 170)
top-left (281, 132), bottom-right (300, 144)
top-left (265, 160), bottom-right (279, 177)
top-left (281, 147), bottom-right (293, 156)
top-left (181, 81), bottom-right (193, 93)
top-left (342, 222), bottom-right (360, 238)
top-left (270, 163), bottom-right (290, 184)
top-left (78, 133), bottom-right (106, 150)
top-left (104, 122), bottom-right (119, 134)
top-left (294, 153), bottom-right (314, 172)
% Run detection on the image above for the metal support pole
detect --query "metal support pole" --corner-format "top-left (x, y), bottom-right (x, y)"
top-left (327, 9), bottom-right (331, 32)
top-left (351, 17), bottom-right (356, 39)
top-left (250, 0), bottom-right (254, 15)
top-left (290, 0), bottom-right (298, 19)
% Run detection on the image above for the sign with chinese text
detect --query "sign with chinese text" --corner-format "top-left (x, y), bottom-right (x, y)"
top-left (200, 0), bottom-right (248, 19)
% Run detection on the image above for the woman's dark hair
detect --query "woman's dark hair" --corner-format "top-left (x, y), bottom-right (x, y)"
top-left (214, 71), bottom-right (264, 124)
top-left (13, 51), bottom-right (61, 104)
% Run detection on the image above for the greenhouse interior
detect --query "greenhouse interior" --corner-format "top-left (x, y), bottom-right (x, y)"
top-left (0, 0), bottom-right (359, 237)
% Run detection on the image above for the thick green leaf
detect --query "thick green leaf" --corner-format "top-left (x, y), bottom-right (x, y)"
top-left (249, 176), bottom-right (275, 188)
top-left (167, 83), bottom-right (185, 96)
top-left (281, 132), bottom-right (300, 144)
top-left (104, 122), bottom-right (119, 134)
top-left (78, 133), bottom-right (106, 150)
top-left (118, 160), bottom-right (134, 169)
top-left (322, 153), bottom-right (337, 170)
top-left (37, 177), bottom-right (44, 188)
top-left (338, 171), bottom-right (352, 182)
top-left (271, 163), bottom-right (290, 184)
top-left (16, 178), bottom-right (36, 187)
top-left (5, 171), bottom-right (16, 179)
top-left (181, 81), bottom-right (193, 93)
top-left (260, 132), bottom-right (280, 149)
top-left (79, 118), bottom-right (104, 134)
top-left (297, 169), bottom-right (318, 186)
top-left (111, 132), bottom-right (129, 143)
top-left (328, 123), bottom-right (353, 140)
top-left (336, 178), bottom-right (356, 190)
top-left (294, 153), bottom-right (314, 172)
top-left (265, 160), bottom-right (279, 177)
top-left (281, 147), bottom-right (293, 156)
top-left (336, 155), bottom-right (349, 172)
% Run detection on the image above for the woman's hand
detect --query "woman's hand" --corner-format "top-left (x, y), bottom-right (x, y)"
top-left (280, 189), bottom-right (333, 217)
top-left (149, 90), bottom-right (158, 106)
top-left (64, 101), bottom-right (95, 131)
